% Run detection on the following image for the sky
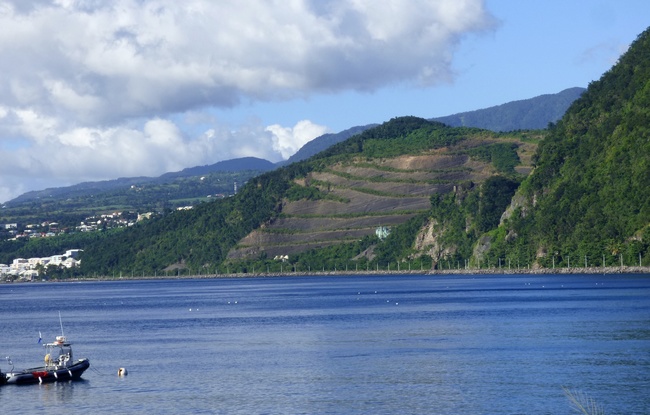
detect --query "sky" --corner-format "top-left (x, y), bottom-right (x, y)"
top-left (0, 0), bottom-right (648, 203)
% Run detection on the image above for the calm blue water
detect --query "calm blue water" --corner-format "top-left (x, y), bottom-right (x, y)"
top-left (0, 274), bottom-right (649, 414)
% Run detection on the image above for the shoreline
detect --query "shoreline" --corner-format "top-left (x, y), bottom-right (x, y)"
top-left (5, 265), bottom-right (649, 284)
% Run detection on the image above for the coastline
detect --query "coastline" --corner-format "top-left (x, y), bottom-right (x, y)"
top-left (5, 265), bottom-right (649, 284)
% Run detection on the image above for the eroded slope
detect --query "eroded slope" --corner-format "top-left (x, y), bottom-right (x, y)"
top-left (228, 134), bottom-right (537, 260)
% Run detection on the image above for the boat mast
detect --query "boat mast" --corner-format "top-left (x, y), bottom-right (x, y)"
top-left (58, 311), bottom-right (65, 337)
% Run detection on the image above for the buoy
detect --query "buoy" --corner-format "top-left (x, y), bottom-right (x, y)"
top-left (118, 367), bottom-right (128, 376)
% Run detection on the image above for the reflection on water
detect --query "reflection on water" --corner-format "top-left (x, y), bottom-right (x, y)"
top-left (38, 380), bottom-right (79, 404)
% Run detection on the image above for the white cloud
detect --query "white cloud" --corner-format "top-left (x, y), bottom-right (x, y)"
top-left (266, 120), bottom-right (329, 160)
top-left (0, 0), bottom-right (494, 122)
top-left (0, 0), bottom-right (496, 201)
top-left (0, 113), bottom-right (318, 201)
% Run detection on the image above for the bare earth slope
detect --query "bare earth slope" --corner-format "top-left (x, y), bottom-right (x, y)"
top-left (228, 134), bottom-right (538, 260)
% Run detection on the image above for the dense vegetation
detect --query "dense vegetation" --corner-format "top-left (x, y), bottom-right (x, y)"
top-left (481, 28), bottom-right (650, 268)
top-left (77, 165), bottom-right (303, 275)
top-left (465, 143), bottom-right (521, 175)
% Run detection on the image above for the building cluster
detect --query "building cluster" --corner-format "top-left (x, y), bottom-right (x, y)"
top-left (0, 249), bottom-right (82, 280)
top-left (1, 211), bottom-right (149, 241)
top-left (2, 221), bottom-right (60, 239)
top-left (76, 211), bottom-right (141, 232)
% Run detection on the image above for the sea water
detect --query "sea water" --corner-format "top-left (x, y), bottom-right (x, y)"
top-left (0, 274), bottom-right (648, 414)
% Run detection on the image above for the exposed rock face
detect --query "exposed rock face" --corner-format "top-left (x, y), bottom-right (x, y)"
top-left (353, 245), bottom-right (376, 261)
top-left (413, 219), bottom-right (437, 254)
top-left (500, 193), bottom-right (529, 224)
top-left (472, 235), bottom-right (492, 263)
top-left (413, 218), bottom-right (456, 268)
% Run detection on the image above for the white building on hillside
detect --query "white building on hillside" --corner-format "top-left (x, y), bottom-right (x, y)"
top-left (65, 249), bottom-right (82, 259)
top-left (2, 249), bottom-right (83, 279)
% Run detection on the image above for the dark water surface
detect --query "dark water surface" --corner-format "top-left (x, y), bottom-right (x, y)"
top-left (1, 274), bottom-right (649, 414)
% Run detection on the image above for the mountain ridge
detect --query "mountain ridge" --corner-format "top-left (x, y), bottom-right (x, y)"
top-left (432, 87), bottom-right (585, 131)
top-left (285, 87), bottom-right (584, 164)
top-left (4, 88), bottom-right (583, 207)
top-left (6, 156), bottom-right (275, 205)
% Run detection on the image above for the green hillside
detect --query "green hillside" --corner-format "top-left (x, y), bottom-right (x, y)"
top-left (226, 119), bottom-right (538, 270)
top-left (65, 117), bottom-right (537, 275)
top-left (0, 115), bottom-right (537, 276)
top-left (478, 28), bottom-right (650, 268)
top-left (0, 117), bottom-right (541, 277)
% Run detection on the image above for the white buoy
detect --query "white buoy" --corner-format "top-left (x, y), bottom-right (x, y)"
top-left (118, 367), bottom-right (128, 376)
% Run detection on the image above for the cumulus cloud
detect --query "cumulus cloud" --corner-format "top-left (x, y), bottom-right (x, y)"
top-left (0, 0), bottom-right (494, 122)
top-left (0, 0), bottom-right (495, 201)
top-left (0, 115), bottom-right (326, 201)
top-left (266, 120), bottom-right (329, 160)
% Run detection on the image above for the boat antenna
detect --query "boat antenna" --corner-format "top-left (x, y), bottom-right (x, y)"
top-left (59, 311), bottom-right (65, 337)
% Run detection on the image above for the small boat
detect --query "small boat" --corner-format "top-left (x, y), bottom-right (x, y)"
top-left (3, 335), bottom-right (90, 385)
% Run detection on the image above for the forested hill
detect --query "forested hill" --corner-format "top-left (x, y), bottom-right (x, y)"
top-left (432, 87), bottom-right (585, 131)
top-left (479, 28), bottom-right (650, 267)
top-left (71, 117), bottom-right (538, 275)
top-left (9, 156), bottom-right (275, 204)
top-left (284, 88), bottom-right (583, 163)
top-left (281, 124), bottom-right (377, 165)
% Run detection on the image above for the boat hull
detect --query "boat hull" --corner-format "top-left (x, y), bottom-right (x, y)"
top-left (4, 358), bottom-right (90, 385)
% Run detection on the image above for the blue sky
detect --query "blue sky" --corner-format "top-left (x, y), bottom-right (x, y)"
top-left (0, 0), bottom-right (648, 203)
top-left (214, 0), bottom-right (645, 132)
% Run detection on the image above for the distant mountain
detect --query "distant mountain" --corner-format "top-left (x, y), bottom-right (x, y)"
top-left (8, 157), bottom-right (275, 204)
top-left (159, 157), bottom-right (275, 180)
top-left (8, 89), bottom-right (581, 206)
top-left (282, 88), bottom-right (584, 167)
top-left (9, 176), bottom-right (152, 204)
top-left (432, 87), bottom-right (585, 131)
